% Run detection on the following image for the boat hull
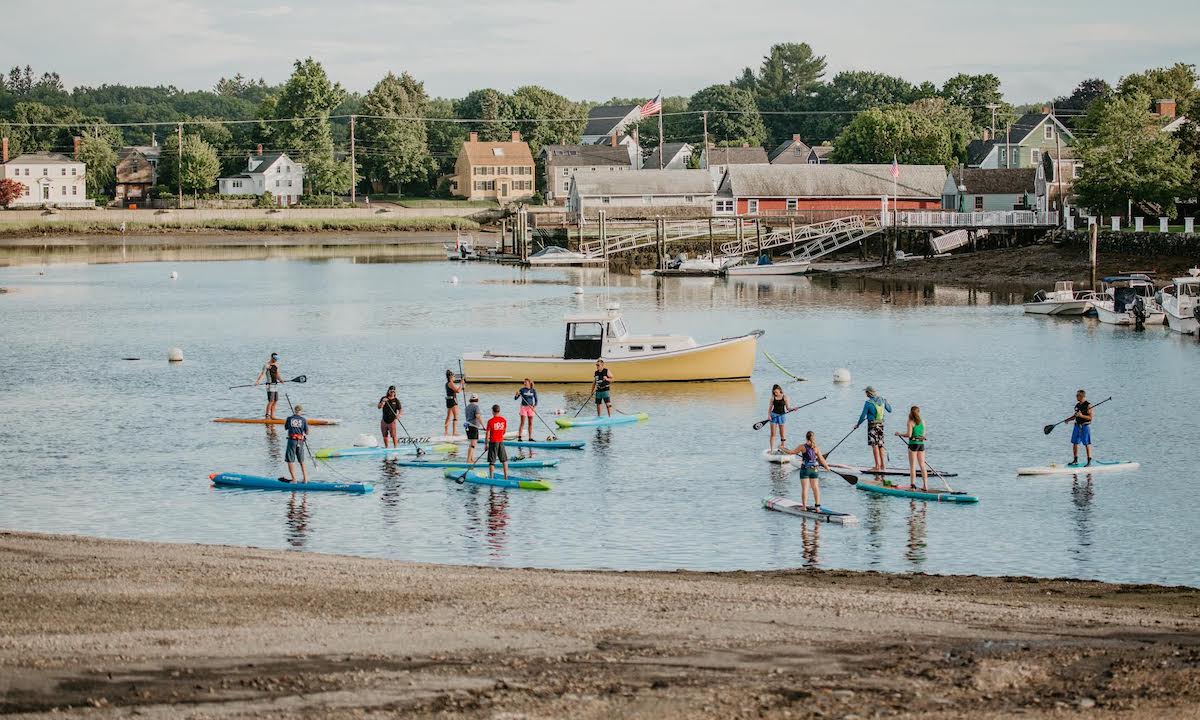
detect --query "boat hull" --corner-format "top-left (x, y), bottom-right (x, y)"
top-left (463, 333), bottom-right (759, 383)
top-left (1166, 311), bottom-right (1199, 334)
top-left (727, 261), bottom-right (811, 276)
top-left (1023, 300), bottom-right (1092, 316)
top-left (1094, 303), bottom-right (1165, 325)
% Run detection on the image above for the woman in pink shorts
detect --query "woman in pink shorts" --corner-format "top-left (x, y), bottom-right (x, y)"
top-left (513, 378), bottom-right (539, 445)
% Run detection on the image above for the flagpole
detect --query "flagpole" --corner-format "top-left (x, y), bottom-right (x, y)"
top-left (657, 89), bottom-right (664, 170)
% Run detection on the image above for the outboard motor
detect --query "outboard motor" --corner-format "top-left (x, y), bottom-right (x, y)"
top-left (1032, 290), bottom-right (1047, 303)
top-left (1133, 296), bottom-right (1148, 331)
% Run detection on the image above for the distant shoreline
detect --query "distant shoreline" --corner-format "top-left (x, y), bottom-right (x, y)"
top-left (0, 215), bottom-right (481, 241)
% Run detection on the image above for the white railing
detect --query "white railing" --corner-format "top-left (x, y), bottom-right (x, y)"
top-left (893, 211), bottom-right (1059, 228)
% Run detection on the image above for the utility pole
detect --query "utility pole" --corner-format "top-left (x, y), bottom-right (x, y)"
top-left (657, 90), bottom-right (665, 170)
top-left (1005, 124), bottom-right (1012, 169)
top-left (702, 111), bottom-right (709, 169)
top-left (176, 123), bottom-right (183, 209)
top-left (349, 115), bottom-right (357, 204)
top-left (985, 103), bottom-right (1000, 139)
top-left (1053, 106), bottom-right (1064, 224)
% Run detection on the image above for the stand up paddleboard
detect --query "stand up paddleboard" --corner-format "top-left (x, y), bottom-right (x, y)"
top-left (212, 417), bottom-right (341, 426)
top-left (312, 444), bottom-right (457, 459)
top-left (555, 413), bottom-right (648, 429)
top-left (828, 463), bottom-right (958, 478)
top-left (504, 439), bottom-right (586, 449)
top-left (856, 481), bottom-right (978, 503)
top-left (1016, 460), bottom-right (1139, 476)
top-left (763, 449), bottom-right (793, 464)
top-left (441, 469), bottom-right (551, 490)
top-left (763, 496), bottom-right (857, 524)
top-left (393, 457), bottom-right (559, 469)
top-left (209, 472), bottom-right (372, 494)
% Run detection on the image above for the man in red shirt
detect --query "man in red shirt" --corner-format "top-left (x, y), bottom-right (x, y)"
top-left (485, 404), bottom-right (510, 480)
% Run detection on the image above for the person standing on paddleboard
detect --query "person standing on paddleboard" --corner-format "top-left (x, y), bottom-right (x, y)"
top-left (1070, 389), bottom-right (1094, 466)
top-left (254, 353), bottom-right (284, 420)
top-left (896, 405), bottom-right (928, 491)
top-left (284, 404), bottom-right (309, 484)
top-left (855, 386), bottom-right (892, 472)
top-left (377, 386), bottom-right (402, 448)
top-left (782, 431), bottom-right (833, 511)
top-left (443, 369), bottom-right (462, 437)
top-left (593, 360), bottom-right (614, 417)
top-left (485, 404), bottom-right (510, 480)
top-left (766, 384), bottom-right (793, 451)
top-left (464, 393), bottom-right (483, 463)
top-left (514, 378), bottom-right (538, 455)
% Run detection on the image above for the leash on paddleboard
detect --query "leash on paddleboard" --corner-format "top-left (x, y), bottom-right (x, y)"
top-left (763, 351), bottom-right (806, 382)
top-left (394, 417), bottom-right (425, 456)
top-left (753, 396), bottom-right (827, 430)
top-left (230, 374), bottom-right (307, 390)
top-left (1043, 396), bottom-right (1112, 435)
top-left (891, 434), bottom-right (952, 492)
top-left (529, 404), bottom-right (559, 441)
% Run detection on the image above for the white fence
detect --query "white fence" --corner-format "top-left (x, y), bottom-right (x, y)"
top-left (892, 211), bottom-right (1058, 228)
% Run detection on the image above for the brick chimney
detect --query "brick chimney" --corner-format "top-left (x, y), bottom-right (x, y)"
top-left (1, 137), bottom-right (7, 163)
top-left (73, 136), bottom-right (81, 160)
top-left (1155, 98), bottom-right (1177, 119)
top-left (256, 143), bottom-right (263, 156)
top-left (468, 131), bottom-right (478, 143)
top-left (792, 134), bottom-right (802, 142)
top-left (511, 130), bottom-right (521, 142)
top-left (610, 133), bottom-right (618, 147)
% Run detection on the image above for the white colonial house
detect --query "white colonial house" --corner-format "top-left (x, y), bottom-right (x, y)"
top-left (0, 151), bottom-right (94, 208)
top-left (218, 150), bottom-right (305, 206)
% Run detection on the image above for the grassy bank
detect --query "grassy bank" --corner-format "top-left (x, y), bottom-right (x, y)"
top-left (0, 216), bottom-right (479, 238)
top-left (369, 196), bottom-right (498, 209)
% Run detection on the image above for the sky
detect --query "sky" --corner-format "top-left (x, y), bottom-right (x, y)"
top-left (8, 0), bottom-right (1198, 104)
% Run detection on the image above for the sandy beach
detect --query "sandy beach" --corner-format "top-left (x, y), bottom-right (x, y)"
top-left (1, 531), bottom-right (1197, 718)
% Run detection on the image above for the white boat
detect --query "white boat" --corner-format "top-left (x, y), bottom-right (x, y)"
top-left (1162, 269), bottom-right (1200, 334)
top-left (445, 232), bottom-right (476, 260)
top-left (668, 253), bottom-right (740, 273)
top-left (526, 245), bottom-right (601, 266)
top-left (1092, 274), bottom-right (1165, 325)
top-left (726, 256), bottom-right (811, 276)
top-left (1023, 281), bottom-right (1094, 316)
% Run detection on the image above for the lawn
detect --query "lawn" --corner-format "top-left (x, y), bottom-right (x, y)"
top-left (368, 196), bottom-right (499, 209)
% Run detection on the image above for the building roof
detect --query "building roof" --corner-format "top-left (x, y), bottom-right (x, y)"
top-left (583, 104), bottom-right (640, 138)
top-left (1163, 116), bottom-right (1190, 134)
top-left (460, 139), bottom-right (535, 166)
top-left (1007, 112), bottom-right (1074, 144)
top-left (251, 152), bottom-right (289, 173)
top-left (966, 139), bottom-right (998, 166)
top-left (3, 151), bottom-right (78, 165)
top-left (706, 146), bottom-right (769, 166)
top-left (541, 144), bottom-right (632, 167)
top-left (768, 137), bottom-right (812, 163)
top-left (949, 167), bottom-right (1037, 195)
top-left (717, 164), bottom-right (947, 199)
top-left (643, 142), bottom-right (692, 169)
top-left (809, 145), bottom-right (834, 160)
top-left (573, 169), bottom-right (714, 197)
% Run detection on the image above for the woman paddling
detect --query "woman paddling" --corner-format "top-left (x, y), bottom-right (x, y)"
top-left (782, 431), bottom-right (833, 511)
top-left (895, 406), bottom-right (928, 491)
top-left (443, 369), bottom-right (462, 436)
top-left (253, 353), bottom-right (283, 419)
top-left (513, 378), bottom-right (538, 451)
top-left (377, 385), bottom-right (402, 448)
top-left (766, 384), bottom-right (793, 451)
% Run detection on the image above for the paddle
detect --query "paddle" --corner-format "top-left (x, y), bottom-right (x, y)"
top-left (892, 434), bottom-right (951, 492)
top-left (571, 387), bottom-right (596, 418)
top-left (230, 374), bottom-right (306, 390)
top-left (764, 350), bottom-right (806, 382)
top-left (1043, 396), bottom-right (1111, 435)
top-left (451, 360), bottom-right (486, 485)
top-left (753, 396), bottom-right (827, 430)
top-left (784, 444), bottom-right (858, 485)
top-left (823, 425), bottom-right (859, 460)
top-left (818, 425), bottom-right (861, 485)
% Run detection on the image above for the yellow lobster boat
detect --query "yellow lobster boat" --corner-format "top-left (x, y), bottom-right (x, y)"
top-left (462, 303), bottom-right (762, 383)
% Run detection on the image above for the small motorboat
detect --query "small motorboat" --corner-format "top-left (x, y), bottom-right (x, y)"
top-left (1023, 281), bottom-right (1094, 316)
top-left (1162, 268), bottom-right (1200, 334)
top-left (526, 245), bottom-right (601, 266)
top-left (462, 302), bottom-right (761, 382)
top-left (1092, 274), bottom-right (1165, 325)
top-left (445, 232), bottom-right (476, 260)
top-left (726, 253), bottom-right (811, 276)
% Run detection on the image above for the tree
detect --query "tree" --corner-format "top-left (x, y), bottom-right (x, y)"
top-left (426, 97), bottom-right (466, 176)
top-left (1117, 63), bottom-right (1199, 118)
top-left (687, 84), bottom-right (766, 147)
top-left (738, 43), bottom-right (827, 146)
top-left (1073, 93), bottom-right (1193, 215)
top-left (940, 73), bottom-right (1011, 132)
top-left (358, 72), bottom-right (435, 193)
top-left (831, 102), bottom-right (961, 166)
top-left (1173, 119), bottom-right (1200, 203)
top-left (456, 88), bottom-right (514, 141)
top-left (508, 85), bottom-right (586, 155)
top-left (158, 134), bottom-right (220, 195)
top-left (1053, 78), bottom-right (1112, 114)
top-left (77, 128), bottom-right (118, 200)
top-left (802, 71), bottom-right (928, 142)
top-left (0, 178), bottom-right (23, 208)
top-left (625, 95), bottom-right (689, 152)
top-left (269, 58), bottom-right (349, 193)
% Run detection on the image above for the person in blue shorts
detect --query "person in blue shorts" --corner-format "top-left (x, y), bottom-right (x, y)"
top-left (283, 404), bottom-right (309, 484)
top-left (1069, 389), bottom-right (1093, 466)
top-left (593, 360), bottom-right (613, 417)
top-left (766, 384), bottom-right (793, 451)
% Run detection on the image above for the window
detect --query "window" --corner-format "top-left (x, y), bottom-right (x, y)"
top-left (1072, 164), bottom-right (1081, 179)
top-left (492, 148), bottom-right (504, 156)
top-left (602, 197), bottom-right (611, 204)
top-left (786, 198), bottom-right (798, 211)
top-left (24, 168), bottom-right (29, 176)
top-left (715, 199), bottom-right (734, 213)
top-left (72, 185), bottom-right (77, 195)
top-left (999, 148), bottom-right (1006, 164)
top-left (42, 168), bottom-right (47, 176)
top-left (1031, 149), bottom-right (1041, 165)
top-left (71, 168), bottom-right (76, 175)
top-left (747, 199), bottom-right (759, 214)
top-left (288, 180), bottom-right (292, 187)
top-left (61, 168), bottom-right (67, 176)
top-left (562, 182), bottom-right (569, 192)
top-left (275, 180), bottom-right (280, 187)
top-left (794, 147), bottom-right (804, 156)
top-left (684, 195), bottom-right (694, 202)
top-left (61, 185), bottom-right (66, 195)
top-left (562, 168), bottom-right (569, 176)
top-left (1044, 124), bottom-right (1053, 140)
top-left (23, 185), bottom-right (29, 196)
top-left (974, 196), bottom-right (984, 211)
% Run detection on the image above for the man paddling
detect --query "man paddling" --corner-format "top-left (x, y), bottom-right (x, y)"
top-left (464, 393), bottom-right (483, 463)
top-left (377, 386), bottom-right (402, 448)
top-left (485, 404), bottom-right (510, 480)
top-left (855, 386), bottom-right (892, 472)
top-left (254, 353), bottom-right (284, 419)
top-left (284, 404), bottom-right (309, 484)
top-left (1069, 389), bottom-right (1094, 466)
top-left (593, 360), bottom-right (614, 417)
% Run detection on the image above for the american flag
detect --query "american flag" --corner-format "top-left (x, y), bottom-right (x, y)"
top-left (890, 155), bottom-right (900, 179)
top-left (639, 93), bottom-right (663, 118)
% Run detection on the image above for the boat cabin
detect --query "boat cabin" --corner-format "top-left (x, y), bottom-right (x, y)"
top-left (1100, 275), bottom-right (1155, 313)
top-left (562, 303), bottom-right (695, 360)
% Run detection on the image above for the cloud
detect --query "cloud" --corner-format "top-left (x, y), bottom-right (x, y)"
top-left (244, 4), bottom-right (293, 17)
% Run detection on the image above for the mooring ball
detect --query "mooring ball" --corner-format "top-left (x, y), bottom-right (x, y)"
top-left (354, 434), bottom-right (379, 448)
top-left (833, 368), bottom-right (852, 384)
top-left (450, 275), bottom-right (459, 285)
top-left (167, 347), bottom-right (184, 363)
top-left (169, 271), bottom-right (178, 280)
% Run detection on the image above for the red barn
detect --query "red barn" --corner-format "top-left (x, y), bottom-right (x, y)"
top-left (714, 164), bottom-right (947, 222)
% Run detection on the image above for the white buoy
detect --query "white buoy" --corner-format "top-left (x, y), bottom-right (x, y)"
top-left (833, 368), bottom-right (852, 384)
top-left (354, 434), bottom-right (379, 448)
top-left (573, 286), bottom-right (584, 295)
top-left (169, 271), bottom-right (178, 280)
top-left (450, 275), bottom-right (459, 285)
top-left (167, 347), bottom-right (184, 363)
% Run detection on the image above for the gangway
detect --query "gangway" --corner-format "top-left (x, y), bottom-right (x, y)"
top-left (580, 219), bottom-right (738, 258)
top-left (720, 215), bottom-right (881, 262)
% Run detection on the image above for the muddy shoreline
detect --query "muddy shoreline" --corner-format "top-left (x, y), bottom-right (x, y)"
top-left (2, 531), bottom-right (1197, 718)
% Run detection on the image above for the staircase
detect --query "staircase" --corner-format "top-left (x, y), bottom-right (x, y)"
top-left (580, 219), bottom-right (738, 258)
top-left (720, 216), bottom-right (882, 261)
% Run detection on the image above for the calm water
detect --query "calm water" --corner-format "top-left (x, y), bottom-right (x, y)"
top-left (1, 253), bottom-right (1197, 587)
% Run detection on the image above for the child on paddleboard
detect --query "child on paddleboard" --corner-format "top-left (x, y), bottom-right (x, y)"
top-left (1070, 389), bottom-right (1093, 466)
top-left (782, 431), bottom-right (833, 511)
top-left (514, 378), bottom-right (538, 448)
top-left (895, 406), bottom-right (928, 491)
top-left (486, 404), bottom-right (510, 480)
top-left (443, 369), bottom-right (462, 436)
top-left (464, 393), bottom-right (482, 464)
top-left (766, 384), bottom-right (793, 451)
top-left (855, 386), bottom-right (892, 472)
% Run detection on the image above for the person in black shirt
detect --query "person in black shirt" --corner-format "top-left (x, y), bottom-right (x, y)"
top-left (1070, 389), bottom-right (1094, 466)
top-left (378, 385), bottom-right (403, 448)
top-left (593, 359), bottom-right (614, 417)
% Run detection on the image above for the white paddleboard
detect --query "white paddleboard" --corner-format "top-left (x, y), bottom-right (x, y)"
top-left (1016, 460), bottom-right (1139, 476)
top-left (763, 496), bottom-right (857, 524)
top-left (763, 449), bottom-right (793, 464)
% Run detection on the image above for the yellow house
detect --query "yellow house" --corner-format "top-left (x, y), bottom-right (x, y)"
top-left (451, 131), bottom-right (535, 202)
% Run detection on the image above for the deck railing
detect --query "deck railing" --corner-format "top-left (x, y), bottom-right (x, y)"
top-left (893, 210), bottom-right (1059, 228)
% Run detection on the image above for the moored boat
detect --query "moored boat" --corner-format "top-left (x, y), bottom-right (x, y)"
top-left (462, 303), bottom-right (761, 383)
top-left (526, 245), bottom-right (603, 266)
top-left (1162, 269), bottom-right (1200, 334)
top-left (445, 232), bottom-right (477, 260)
top-left (726, 256), bottom-right (811, 276)
top-left (1092, 275), bottom-right (1165, 325)
top-left (1023, 281), bottom-right (1094, 316)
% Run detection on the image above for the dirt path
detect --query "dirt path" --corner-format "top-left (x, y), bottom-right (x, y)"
top-left (1, 531), bottom-right (1197, 718)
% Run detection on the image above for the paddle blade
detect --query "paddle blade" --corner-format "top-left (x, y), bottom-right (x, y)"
top-left (834, 470), bottom-right (858, 486)
top-left (1043, 424), bottom-right (1055, 435)
top-left (291, 375), bottom-right (307, 384)
top-left (753, 419), bottom-right (768, 431)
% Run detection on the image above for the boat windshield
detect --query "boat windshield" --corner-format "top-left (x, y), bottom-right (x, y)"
top-left (1180, 282), bottom-right (1200, 297)
top-left (608, 319), bottom-right (628, 338)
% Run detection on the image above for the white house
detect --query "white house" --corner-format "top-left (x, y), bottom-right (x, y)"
top-left (218, 149), bottom-right (305, 206)
top-left (568, 169), bottom-right (715, 221)
top-left (0, 149), bottom-right (94, 208)
top-left (581, 104), bottom-right (643, 145)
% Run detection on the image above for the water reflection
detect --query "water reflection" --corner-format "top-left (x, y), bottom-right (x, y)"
top-left (1070, 475), bottom-right (1095, 572)
top-left (905, 501), bottom-right (928, 568)
top-left (285, 493), bottom-right (310, 548)
top-left (800, 518), bottom-right (821, 567)
top-left (0, 240), bottom-right (448, 268)
top-left (863, 498), bottom-right (888, 568)
top-left (485, 489), bottom-right (510, 559)
top-left (264, 426), bottom-right (282, 463)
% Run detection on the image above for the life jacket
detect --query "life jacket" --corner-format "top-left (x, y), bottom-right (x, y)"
top-left (867, 397), bottom-right (885, 422)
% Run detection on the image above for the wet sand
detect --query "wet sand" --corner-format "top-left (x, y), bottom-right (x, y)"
top-left (2, 531), bottom-right (1198, 718)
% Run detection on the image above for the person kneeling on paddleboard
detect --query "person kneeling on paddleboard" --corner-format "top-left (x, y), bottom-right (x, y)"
top-left (284, 404), bottom-right (309, 484)
top-left (855, 386), bottom-right (892, 472)
top-left (1070, 389), bottom-right (1094, 466)
top-left (593, 360), bottom-right (613, 417)
top-left (464, 393), bottom-right (483, 463)
top-left (378, 386), bottom-right (402, 448)
top-left (485, 404), bottom-right (510, 480)
top-left (895, 405), bottom-right (928, 491)
top-left (782, 431), bottom-right (833, 511)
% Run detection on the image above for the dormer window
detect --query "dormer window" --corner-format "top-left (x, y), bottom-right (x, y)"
top-left (492, 148), bottom-right (504, 156)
